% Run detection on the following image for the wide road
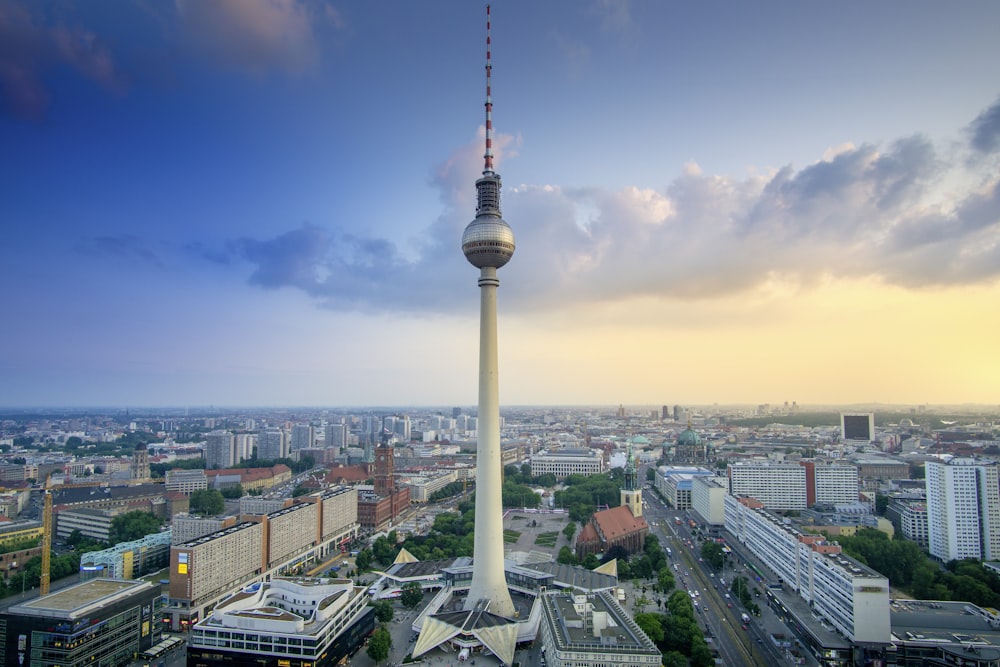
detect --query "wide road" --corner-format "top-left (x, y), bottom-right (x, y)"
top-left (642, 487), bottom-right (775, 666)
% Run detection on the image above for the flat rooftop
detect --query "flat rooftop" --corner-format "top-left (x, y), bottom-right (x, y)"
top-left (8, 579), bottom-right (152, 619)
top-left (891, 599), bottom-right (1000, 647)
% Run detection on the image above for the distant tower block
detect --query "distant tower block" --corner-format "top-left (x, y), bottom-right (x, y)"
top-left (131, 443), bottom-right (150, 482)
top-left (461, 4), bottom-right (515, 619)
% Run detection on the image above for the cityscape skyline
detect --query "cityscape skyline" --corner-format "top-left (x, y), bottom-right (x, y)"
top-left (2, 1), bottom-right (999, 408)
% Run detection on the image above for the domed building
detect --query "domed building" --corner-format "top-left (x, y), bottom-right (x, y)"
top-left (673, 425), bottom-right (706, 463)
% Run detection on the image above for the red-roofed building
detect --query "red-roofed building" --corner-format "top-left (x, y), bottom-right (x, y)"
top-left (575, 505), bottom-right (649, 560)
top-left (205, 464), bottom-right (292, 493)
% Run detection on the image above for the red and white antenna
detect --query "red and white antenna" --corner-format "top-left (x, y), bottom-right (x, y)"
top-left (484, 4), bottom-right (494, 174)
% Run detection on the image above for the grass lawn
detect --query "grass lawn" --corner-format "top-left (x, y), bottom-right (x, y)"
top-left (534, 532), bottom-right (559, 547)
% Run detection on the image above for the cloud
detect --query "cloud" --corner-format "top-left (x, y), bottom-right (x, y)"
top-left (0, 1), bottom-right (124, 120)
top-left (968, 95), bottom-right (1000, 154)
top-left (174, 0), bottom-right (331, 76)
top-left (226, 97), bottom-right (1000, 315)
top-left (76, 235), bottom-right (164, 267)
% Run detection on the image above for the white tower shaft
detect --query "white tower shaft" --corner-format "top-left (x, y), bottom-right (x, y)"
top-left (466, 266), bottom-right (515, 616)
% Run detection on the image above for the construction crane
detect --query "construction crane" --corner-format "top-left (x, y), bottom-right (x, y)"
top-left (40, 474), bottom-right (52, 596)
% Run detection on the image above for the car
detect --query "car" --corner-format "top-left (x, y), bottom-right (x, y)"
top-left (741, 624), bottom-right (748, 631)
top-left (727, 603), bottom-right (732, 608)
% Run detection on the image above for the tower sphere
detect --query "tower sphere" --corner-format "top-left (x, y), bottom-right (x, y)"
top-left (462, 213), bottom-right (515, 269)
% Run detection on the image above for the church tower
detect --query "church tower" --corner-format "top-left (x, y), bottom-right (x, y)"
top-left (621, 439), bottom-right (643, 518)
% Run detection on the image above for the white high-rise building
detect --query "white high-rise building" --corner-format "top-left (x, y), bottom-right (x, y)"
top-left (235, 433), bottom-right (254, 463)
top-left (205, 431), bottom-right (235, 470)
top-left (811, 462), bottom-right (860, 505)
top-left (728, 462), bottom-right (807, 510)
top-left (926, 458), bottom-right (1000, 561)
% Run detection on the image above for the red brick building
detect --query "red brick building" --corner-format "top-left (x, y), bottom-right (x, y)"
top-left (575, 505), bottom-right (649, 560)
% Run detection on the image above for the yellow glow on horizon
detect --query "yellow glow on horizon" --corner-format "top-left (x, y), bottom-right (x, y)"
top-left (502, 278), bottom-right (1000, 406)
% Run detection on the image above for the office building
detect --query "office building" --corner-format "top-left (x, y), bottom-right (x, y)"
top-left (691, 475), bottom-right (728, 526)
top-left (655, 466), bottom-right (715, 509)
top-left (79, 531), bottom-right (171, 579)
top-left (164, 468), bottom-right (208, 494)
top-left (187, 576), bottom-right (374, 667)
top-left (530, 448), bottom-right (605, 481)
top-left (841, 412), bottom-right (875, 442)
top-left (886, 497), bottom-right (929, 548)
top-left (926, 458), bottom-right (1000, 561)
top-left (0, 579), bottom-right (162, 666)
top-left (537, 590), bottom-right (661, 667)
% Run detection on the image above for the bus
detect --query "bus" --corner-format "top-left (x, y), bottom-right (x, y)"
top-left (141, 636), bottom-right (184, 665)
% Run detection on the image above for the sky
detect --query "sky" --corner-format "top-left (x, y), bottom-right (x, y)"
top-left (1, 0), bottom-right (999, 409)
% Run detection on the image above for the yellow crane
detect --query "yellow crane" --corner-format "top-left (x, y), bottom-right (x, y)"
top-left (40, 475), bottom-right (52, 595)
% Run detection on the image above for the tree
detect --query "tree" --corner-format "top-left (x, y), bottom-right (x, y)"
top-left (109, 511), bottom-right (163, 545)
top-left (371, 600), bottom-right (394, 623)
top-left (355, 549), bottom-right (374, 572)
top-left (366, 626), bottom-right (391, 664)
top-left (657, 566), bottom-right (676, 595)
top-left (634, 612), bottom-right (664, 642)
top-left (557, 546), bottom-right (577, 565)
top-left (220, 484), bottom-right (244, 499)
top-left (700, 541), bottom-right (725, 570)
top-left (563, 521), bottom-right (577, 541)
top-left (401, 581), bottom-right (423, 609)
top-left (662, 651), bottom-right (688, 667)
top-left (371, 534), bottom-right (398, 565)
top-left (646, 467), bottom-right (656, 481)
top-left (189, 489), bottom-right (225, 516)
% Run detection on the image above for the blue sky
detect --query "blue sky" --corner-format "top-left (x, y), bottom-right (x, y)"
top-left (2, 0), bottom-right (999, 408)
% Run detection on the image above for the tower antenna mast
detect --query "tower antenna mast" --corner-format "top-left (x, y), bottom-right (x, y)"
top-left (484, 4), bottom-right (494, 175)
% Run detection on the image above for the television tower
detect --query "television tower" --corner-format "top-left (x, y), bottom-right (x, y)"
top-left (461, 4), bottom-right (515, 618)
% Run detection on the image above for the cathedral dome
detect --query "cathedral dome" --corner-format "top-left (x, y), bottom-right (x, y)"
top-left (677, 428), bottom-right (702, 446)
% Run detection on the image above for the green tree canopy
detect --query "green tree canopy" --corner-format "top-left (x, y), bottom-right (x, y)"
top-left (366, 626), bottom-right (391, 664)
top-left (563, 521), bottom-right (577, 540)
top-left (189, 489), bottom-right (225, 516)
top-left (370, 600), bottom-right (393, 623)
top-left (557, 546), bottom-right (577, 565)
top-left (700, 541), bottom-right (725, 569)
top-left (109, 511), bottom-right (163, 545)
top-left (355, 549), bottom-right (373, 572)
top-left (401, 581), bottom-right (424, 609)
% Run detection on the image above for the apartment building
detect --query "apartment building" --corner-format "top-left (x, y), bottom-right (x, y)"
top-left (724, 495), bottom-right (891, 647)
top-left (926, 458), bottom-right (1000, 561)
